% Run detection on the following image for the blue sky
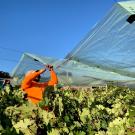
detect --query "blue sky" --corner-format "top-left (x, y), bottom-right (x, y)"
top-left (0, 0), bottom-right (116, 72)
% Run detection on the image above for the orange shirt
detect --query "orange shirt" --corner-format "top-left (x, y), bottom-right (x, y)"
top-left (21, 69), bottom-right (58, 104)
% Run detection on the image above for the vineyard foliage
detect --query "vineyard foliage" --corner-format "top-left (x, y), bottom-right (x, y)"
top-left (0, 85), bottom-right (135, 135)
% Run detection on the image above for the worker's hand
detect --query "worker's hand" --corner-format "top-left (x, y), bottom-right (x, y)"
top-left (46, 64), bottom-right (53, 71)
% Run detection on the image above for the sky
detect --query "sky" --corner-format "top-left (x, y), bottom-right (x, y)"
top-left (0, 0), bottom-right (118, 72)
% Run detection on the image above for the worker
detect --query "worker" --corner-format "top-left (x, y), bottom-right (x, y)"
top-left (21, 64), bottom-right (58, 104)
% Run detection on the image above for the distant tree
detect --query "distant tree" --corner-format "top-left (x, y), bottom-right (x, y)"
top-left (0, 71), bottom-right (11, 78)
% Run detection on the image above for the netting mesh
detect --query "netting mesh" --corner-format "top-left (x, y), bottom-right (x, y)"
top-left (11, 53), bottom-right (105, 86)
top-left (12, 53), bottom-right (135, 87)
top-left (12, 1), bottom-right (135, 87)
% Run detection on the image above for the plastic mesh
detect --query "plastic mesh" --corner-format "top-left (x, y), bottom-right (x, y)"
top-left (12, 53), bottom-right (135, 87)
top-left (12, 1), bottom-right (135, 87)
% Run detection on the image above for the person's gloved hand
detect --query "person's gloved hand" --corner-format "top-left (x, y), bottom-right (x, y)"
top-left (46, 64), bottom-right (53, 71)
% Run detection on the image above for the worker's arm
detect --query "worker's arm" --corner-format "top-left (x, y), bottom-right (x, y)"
top-left (46, 65), bottom-right (58, 85)
top-left (28, 68), bottom-right (46, 82)
top-left (48, 70), bottom-right (58, 86)
top-left (21, 68), bottom-right (46, 90)
top-left (31, 69), bottom-right (58, 87)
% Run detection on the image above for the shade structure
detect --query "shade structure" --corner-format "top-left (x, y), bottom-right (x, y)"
top-left (11, 53), bottom-right (106, 86)
top-left (12, 53), bottom-right (135, 87)
top-left (64, 0), bottom-right (135, 86)
top-left (12, 1), bottom-right (135, 87)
